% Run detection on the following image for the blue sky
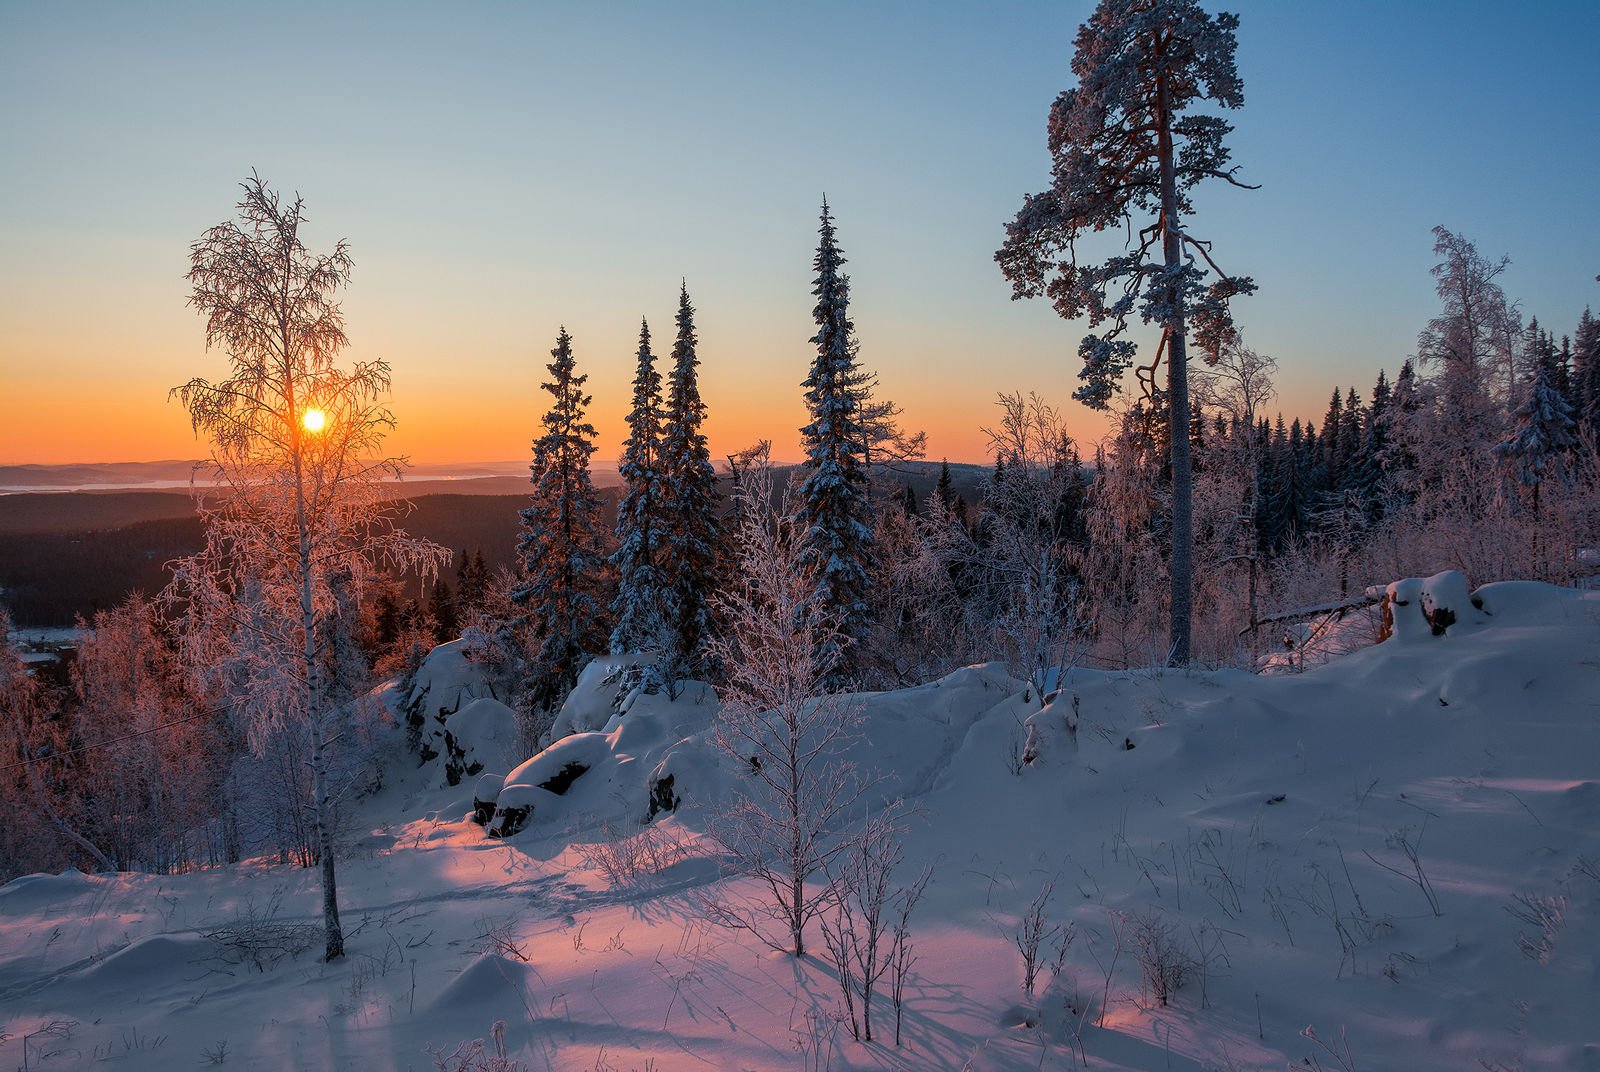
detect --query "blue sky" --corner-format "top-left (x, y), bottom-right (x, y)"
top-left (2, 1), bottom-right (1596, 464)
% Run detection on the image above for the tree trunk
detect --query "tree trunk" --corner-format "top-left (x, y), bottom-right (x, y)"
top-left (790, 744), bottom-right (805, 956)
top-left (311, 728), bottom-right (344, 961)
top-left (1156, 50), bottom-right (1194, 667)
top-left (293, 396), bottom-right (344, 962)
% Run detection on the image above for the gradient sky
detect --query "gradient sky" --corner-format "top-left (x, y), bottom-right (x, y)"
top-left (2, 1), bottom-right (1597, 467)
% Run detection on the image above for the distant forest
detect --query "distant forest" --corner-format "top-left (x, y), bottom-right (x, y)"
top-left (0, 464), bottom-right (984, 627)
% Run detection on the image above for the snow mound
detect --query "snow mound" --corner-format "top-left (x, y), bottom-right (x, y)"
top-left (488, 658), bottom-right (1024, 841)
top-left (429, 696), bottom-right (518, 788)
top-left (74, 934), bottom-right (212, 994)
top-left (428, 953), bottom-right (536, 1014)
top-left (1380, 569), bottom-right (1489, 641)
top-left (399, 641), bottom-right (522, 789)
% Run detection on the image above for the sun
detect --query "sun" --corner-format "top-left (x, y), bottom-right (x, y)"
top-left (301, 408), bottom-right (326, 433)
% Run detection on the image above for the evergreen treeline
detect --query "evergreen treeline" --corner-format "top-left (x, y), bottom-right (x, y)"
top-left (7, 208), bottom-right (1598, 883)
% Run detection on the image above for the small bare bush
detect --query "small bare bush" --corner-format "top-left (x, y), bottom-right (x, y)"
top-left (203, 891), bottom-right (318, 972)
top-left (1506, 892), bottom-right (1565, 964)
top-left (426, 1020), bottom-right (522, 1072)
top-left (576, 821), bottom-right (692, 888)
top-left (1013, 878), bottom-right (1068, 997)
top-left (471, 916), bottom-right (528, 962)
top-left (1129, 909), bottom-right (1195, 1008)
top-left (1300, 1023), bottom-right (1358, 1071)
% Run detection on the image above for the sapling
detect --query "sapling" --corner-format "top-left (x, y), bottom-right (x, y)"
top-left (1015, 877), bottom-right (1062, 996)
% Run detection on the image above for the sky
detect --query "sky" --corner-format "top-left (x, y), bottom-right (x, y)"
top-left (1, 1), bottom-right (1596, 467)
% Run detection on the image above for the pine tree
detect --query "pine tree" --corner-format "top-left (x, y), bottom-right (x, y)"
top-left (996, 0), bottom-right (1255, 666)
top-left (659, 285), bottom-right (722, 684)
top-left (512, 328), bottom-right (609, 707)
top-left (799, 200), bottom-right (874, 689)
top-left (610, 318), bottom-right (672, 657)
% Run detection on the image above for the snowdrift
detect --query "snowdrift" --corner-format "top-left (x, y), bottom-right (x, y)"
top-left (2, 578), bottom-right (1597, 1071)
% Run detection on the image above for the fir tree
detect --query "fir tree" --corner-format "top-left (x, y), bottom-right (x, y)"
top-left (512, 328), bottom-right (609, 707)
top-left (659, 285), bottom-right (722, 684)
top-left (799, 200), bottom-right (874, 689)
top-left (610, 318), bottom-right (671, 656)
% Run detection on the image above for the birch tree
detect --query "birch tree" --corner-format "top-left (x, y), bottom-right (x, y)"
top-left (997, 0), bottom-right (1255, 665)
top-left (170, 172), bottom-right (447, 961)
top-left (708, 448), bottom-right (863, 956)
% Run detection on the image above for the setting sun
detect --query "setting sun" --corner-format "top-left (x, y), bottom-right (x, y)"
top-left (301, 408), bottom-right (326, 433)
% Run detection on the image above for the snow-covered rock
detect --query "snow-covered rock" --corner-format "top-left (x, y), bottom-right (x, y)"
top-left (1381, 570), bottom-right (1488, 641)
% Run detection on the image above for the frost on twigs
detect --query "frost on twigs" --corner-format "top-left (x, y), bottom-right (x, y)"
top-left (202, 891), bottom-right (319, 973)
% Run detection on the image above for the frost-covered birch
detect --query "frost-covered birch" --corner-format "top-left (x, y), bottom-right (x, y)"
top-left (707, 448), bottom-right (863, 957)
top-left (169, 172), bottom-right (447, 961)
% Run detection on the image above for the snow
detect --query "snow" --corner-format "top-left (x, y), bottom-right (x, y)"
top-left (4, 580), bottom-right (1599, 1070)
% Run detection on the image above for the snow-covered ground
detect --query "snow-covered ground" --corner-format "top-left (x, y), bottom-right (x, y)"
top-left (3, 577), bottom-right (1597, 1070)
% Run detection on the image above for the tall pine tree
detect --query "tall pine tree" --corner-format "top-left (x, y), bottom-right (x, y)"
top-left (609, 319), bottom-right (671, 656)
top-left (799, 200), bottom-right (874, 690)
top-left (659, 285), bottom-right (722, 684)
top-left (512, 328), bottom-right (609, 707)
top-left (995, 0), bottom-right (1255, 665)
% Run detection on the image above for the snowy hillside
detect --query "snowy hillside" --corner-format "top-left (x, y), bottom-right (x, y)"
top-left (3, 577), bottom-right (1597, 1071)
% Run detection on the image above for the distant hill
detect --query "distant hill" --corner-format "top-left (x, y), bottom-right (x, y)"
top-left (0, 460), bottom-right (621, 493)
top-left (0, 462), bottom-right (992, 626)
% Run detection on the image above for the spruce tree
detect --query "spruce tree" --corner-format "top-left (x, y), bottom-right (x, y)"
top-left (659, 285), bottom-right (721, 683)
top-left (610, 318), bottom-right (671, 656)
top-left (1352, 369), bottom-right (1391, 518)
top-left (1320, 389), bottom-right (1344, 494)
top-left (1495, 343), bottom-right (1577, 515)
top-left (428, 579), bottom-right (458, 644)
top-left (799, 200), bottom-right (874, 689)
top-left (512, 328), bottom-right (609, 707)
top-left (456, 549), bottom-right (489, 619)
top-left (935, 458), bottom-right (956, 511)
top-left (1340, 386), bottom-right (1364, 487)
top-left (1386, 358), bottom-right (1423, 484)
top-left (1573, 307), bottom-right (1600, 446)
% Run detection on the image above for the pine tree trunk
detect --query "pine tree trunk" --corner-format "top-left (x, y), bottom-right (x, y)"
top-left (1156, 49), bottom-right (1194, 667)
